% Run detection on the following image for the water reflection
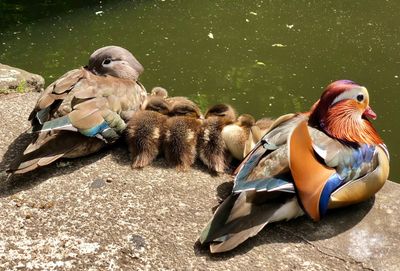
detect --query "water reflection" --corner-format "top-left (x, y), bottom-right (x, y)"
top-left (0, 0), bottom-right (399, 179)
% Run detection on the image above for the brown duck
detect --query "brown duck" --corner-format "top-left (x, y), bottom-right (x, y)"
top-left (9, 46), bottom-right (146, 174)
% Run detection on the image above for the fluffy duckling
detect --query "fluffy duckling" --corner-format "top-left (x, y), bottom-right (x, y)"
top-left (255, 117), bottom-right (275, 138)
top-left (150, 86), bottom-right (168, 98)
top-left (166, 96), bottom-right (203, 118)
top-left (163, 98), bottom-right (203, 171)
top-left (126, 87), bottom-right (170, 169)
top-left (140, 87), bottom-right (169, 113)
top-left (221, 114), bottom-right (258, 161)
top-left (197, 104), bottom-right (237, 173)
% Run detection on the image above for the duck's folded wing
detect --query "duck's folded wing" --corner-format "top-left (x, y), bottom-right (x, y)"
top-left (198, 114), bottom-right (308, 253)
top-left (232, 113), bottom-right (306, 194)
top-left (29, 69), bottom-right (85, 129)
top-left (289, 120), bottom-right (390, 221)
top-left (327, 143), bottom-right (389, 209)
top-left (35, 73), bottom-right (145, 142)
top-left (8, 130), bottom-right (105, 174)
top-left (199, 192), bottom-right (301, 253)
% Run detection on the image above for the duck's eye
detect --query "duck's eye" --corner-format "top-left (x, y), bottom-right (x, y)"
top-left (102, 58), bottom-right (112, 65)
top-left (356, 94), bottom-right (364, 102)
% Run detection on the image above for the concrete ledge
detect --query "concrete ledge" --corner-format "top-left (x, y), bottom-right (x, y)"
top-left (1, 93), bottom-right (399, 270)
top-left (0, 64), bottom-right (44, 94)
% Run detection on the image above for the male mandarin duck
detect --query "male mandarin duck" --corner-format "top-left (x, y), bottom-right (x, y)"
top-left (126, 87), bottom-right (170, 169)
top-left (198, 104), bottom-right (237, 174)
top-left (9, 46), bottom-right (146, 174)
top-left (163, 98), bottom-right (203, 171)
top-left (199, 80), bottom-right (390, 253)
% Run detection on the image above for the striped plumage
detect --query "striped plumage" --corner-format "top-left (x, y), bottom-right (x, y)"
top-left (199, 80), bottom-right (390, 253)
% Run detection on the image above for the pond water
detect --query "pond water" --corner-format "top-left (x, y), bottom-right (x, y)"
top-left (1, 0), bottom-right (399, 180)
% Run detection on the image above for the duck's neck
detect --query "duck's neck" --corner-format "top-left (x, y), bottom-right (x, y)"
top-left (309, 102), bottom-right (383, 145)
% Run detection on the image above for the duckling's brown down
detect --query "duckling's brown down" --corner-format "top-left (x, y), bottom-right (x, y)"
top-left (126, 87), bottom-right (170, 168)
top-left (163, 98), bottom-right (203, 171)
top-left (198, 104), bottom-right (237, 173)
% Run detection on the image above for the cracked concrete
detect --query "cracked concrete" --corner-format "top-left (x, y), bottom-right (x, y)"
top-left (0, 92), bottom-right (399, 271)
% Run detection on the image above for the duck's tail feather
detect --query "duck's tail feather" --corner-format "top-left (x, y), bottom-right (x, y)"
top-left (8, 131), bottom-right (104, 174)
top-left (199, 193), bottom-right (302, 253)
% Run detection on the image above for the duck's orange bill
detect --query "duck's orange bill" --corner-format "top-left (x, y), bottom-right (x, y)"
top-left (289, 121), bottom-right (335, 221)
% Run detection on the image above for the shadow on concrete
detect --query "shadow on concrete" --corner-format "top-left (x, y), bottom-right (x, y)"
top-left (108, 138), bottom-right (173, 169)
top-left (0, 131), bottom-right (112, 198)
top-left (110, 139), bottom-right (236, 177)
top-left (108, 141), bottom-right (131, 166)
top-left (0, 132), bottom-right (35, 172)
top-left (0, 134), bottom-right (231, 197)
top-left (194, 187), bottom-right (375, 259)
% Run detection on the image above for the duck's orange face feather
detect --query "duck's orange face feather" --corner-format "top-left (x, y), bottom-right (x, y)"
top-left (309, 80), bottom-right (383, 145)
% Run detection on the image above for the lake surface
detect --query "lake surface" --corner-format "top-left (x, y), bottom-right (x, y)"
top-left (1, 0), bottom-right (399, 180)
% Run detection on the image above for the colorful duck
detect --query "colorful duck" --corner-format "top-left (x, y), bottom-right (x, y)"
top-left (9, 46), bottom-right (146, 174)
top-left (199, 80), bottom-right (390, 253)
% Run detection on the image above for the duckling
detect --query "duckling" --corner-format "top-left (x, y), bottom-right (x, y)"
top-left (241, 117), bottom-right (275, 156)
top-left (150, 86), bottom-right (168, 98)
top-left (197, 104), bottom-right (237, 173)
top-left (237, 117), bottom-right (275, 147)
top-left (166, 96), bottom-right (203, 118)
top-left (140, 87), bottom-right (169, 114)
top-left (163, 98), bottom-right (203, 171)
top-left (126, 88), bottom-right (170, 169)
top-left (255, 117), bottom-right (275, 138)
top-left (221, 114), bottom-right (257, 161)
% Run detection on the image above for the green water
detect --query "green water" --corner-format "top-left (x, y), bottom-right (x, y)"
top-left (1, 0), bottom-right (399, 180)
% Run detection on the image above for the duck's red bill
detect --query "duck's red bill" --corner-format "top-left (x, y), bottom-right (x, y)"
top-left (363, 106), bottom-right (377, 120)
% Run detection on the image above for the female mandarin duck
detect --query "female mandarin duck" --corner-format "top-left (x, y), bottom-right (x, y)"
top-left (199, 80), bottom-right (390, 253)
top-left (9, 46), bottom-right (146, 174)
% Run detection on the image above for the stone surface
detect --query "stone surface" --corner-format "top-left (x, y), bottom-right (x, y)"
top-left (0, 92), bottom-right (399, 270)
top-left (0, 63), bottom-right (44, 94)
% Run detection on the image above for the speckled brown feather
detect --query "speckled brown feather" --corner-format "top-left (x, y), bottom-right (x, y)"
top-left (9, 131), bottom-right (105, 174)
